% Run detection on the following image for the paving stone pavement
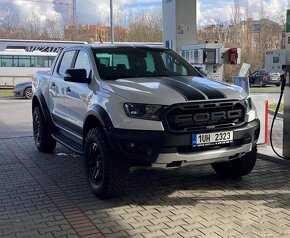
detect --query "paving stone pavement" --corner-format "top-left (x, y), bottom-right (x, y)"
top-left (1, 98), bottom-right (290, 238)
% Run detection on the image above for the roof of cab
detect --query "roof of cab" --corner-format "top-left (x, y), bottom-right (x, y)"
top-left (90, 43), bottom-right (164, 49)
top-left (67, 42), bottom-right (166, 50)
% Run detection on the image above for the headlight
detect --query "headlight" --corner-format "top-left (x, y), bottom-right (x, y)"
top-left (124, 103), bottom-right (166, 121)
top-left (244, 96), bottom-right (252, 112)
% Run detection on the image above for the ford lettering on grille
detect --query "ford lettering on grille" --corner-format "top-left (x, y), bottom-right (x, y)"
top-left (162, 101), bottom-right (246, 133)
top-left (193, 109), bottom-right (242, 123)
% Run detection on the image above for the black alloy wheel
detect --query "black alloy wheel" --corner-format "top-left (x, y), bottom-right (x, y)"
top-left (33, 111), bottom-right (41, 147)
top-left (88, 142), bottom-right (104, 186)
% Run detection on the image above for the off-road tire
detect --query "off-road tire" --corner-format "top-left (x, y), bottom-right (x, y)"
top-left (85, 127), bottom-right (129, 199)
top-left (33, 106), bottom-right (56, 152)
top-left (211, 146), bottom-right (257, 178)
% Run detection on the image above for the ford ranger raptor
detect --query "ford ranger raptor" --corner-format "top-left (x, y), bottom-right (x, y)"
top-left (32, 44), bottom-right (260, 199)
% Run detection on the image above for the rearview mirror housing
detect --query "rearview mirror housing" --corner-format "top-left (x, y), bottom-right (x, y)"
top-left (64, 69), bottom-right (91, 84)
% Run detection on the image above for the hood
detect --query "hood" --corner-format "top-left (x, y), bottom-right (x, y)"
top-left (15, 81), bottom-right (32, 87)
top-left (101, 76), bottom-right (247, 105)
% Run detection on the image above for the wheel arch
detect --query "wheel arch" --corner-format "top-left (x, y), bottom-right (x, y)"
top-left (83, 105), bottom-right (113, 142)
top-left (32, 90), bottom-right (55, 129)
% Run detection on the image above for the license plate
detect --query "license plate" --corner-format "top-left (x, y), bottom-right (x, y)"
top-left (192, 131), bottom-right (233, 147)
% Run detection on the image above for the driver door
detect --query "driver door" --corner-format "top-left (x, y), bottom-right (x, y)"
top-left (49, 50), bottom-right (76, 129)
top-left (64, 50), bottom-right (93, 138)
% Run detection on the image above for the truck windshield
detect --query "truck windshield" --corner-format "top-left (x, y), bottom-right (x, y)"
top-left (93, 47), bottom-right (201, 80)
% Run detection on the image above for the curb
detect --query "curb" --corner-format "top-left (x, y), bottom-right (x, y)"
top-left (268, 109), bottom-right (283, 119)
top-left (257, 145), bottom-right (290, 166)
top-left (0, 96), bottom-right (14, 100)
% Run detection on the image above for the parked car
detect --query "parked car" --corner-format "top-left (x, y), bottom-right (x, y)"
top-left (13, 81), bottom-right (32, 99)
top-left (249, 69), bottom-right (280, 87)
top-left (269, 72), bottom-right (281, 82)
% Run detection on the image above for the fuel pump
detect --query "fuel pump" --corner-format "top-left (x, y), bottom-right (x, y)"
top-left (270, 9), bottom-right (290, 159)
top-left (270, 64), bottom-right (288, 159)
top-left (280, 63), bottom-right (290, 159)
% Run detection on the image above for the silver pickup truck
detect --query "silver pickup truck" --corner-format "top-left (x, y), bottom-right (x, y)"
top-left (32, 44), bottom-right (260, 199)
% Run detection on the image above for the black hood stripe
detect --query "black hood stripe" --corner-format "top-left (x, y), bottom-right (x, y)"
top-left (157, 77), bottom-right (206, 101)
top-left (178, 77), bottom-right (227, 99)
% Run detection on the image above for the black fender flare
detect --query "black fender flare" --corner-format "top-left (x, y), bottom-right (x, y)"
top-left (32, 90), bottom-right (55, 129)
top-left (84, 104), bottom-right (113, 129)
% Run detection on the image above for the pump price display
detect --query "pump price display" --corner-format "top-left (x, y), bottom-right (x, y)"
top-left (192, 131), bottom-right (233, 147)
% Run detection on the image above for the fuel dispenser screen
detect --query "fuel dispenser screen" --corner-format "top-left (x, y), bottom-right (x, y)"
top-left (204, 49), bottom-right (217, 64)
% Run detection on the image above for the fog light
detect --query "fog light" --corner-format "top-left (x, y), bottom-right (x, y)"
top-left (121, 140), bottom-right (154, 156)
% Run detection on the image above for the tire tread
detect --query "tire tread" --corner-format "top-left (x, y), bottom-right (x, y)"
top-left (33, 106), bottom-right (56, 152)
top-left (211, 146), bottom-right (257, 178)
top-left (85, 128), bottom-right (128, 199)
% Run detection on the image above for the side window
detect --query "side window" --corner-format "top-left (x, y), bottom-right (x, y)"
top-left (17, 56), bottom-right (30, 67)
top-left (252, 71), bottom-right (258, 77)
top-left (74, 51), bottom-right (91, 78)
top-left (58, 51), bottom-right (75, 76)
top-left (0, 56), bottom-right (12, 67)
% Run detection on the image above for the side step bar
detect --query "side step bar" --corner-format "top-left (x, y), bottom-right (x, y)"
top-left (52, 131), bottom-right (84, 155)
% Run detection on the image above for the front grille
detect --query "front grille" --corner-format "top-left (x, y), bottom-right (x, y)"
top-left (161, 100), bottom-right (246, 133)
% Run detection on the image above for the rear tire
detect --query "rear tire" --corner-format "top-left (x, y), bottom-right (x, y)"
top-left (24, 87), bottom-right (32, 99)
top-left (85, 127), bottom-right (129, 199)
top-left (211, 146), bottom-right (257, 178)
top-left (33, 106), bottom-right (56, 152)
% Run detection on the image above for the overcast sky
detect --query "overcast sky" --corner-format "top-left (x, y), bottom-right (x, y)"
top-left (0, 0), bottom-right (289, 26)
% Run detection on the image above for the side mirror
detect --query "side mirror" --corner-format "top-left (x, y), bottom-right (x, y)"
top-left (64, 69), bottom-right (91, 84)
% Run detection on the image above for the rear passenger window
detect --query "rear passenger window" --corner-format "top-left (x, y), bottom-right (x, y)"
top-left (58, 51), bottom-right (75, 76)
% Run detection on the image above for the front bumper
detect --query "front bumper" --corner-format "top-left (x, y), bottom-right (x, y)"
top-left (265, 80), bottom-right (280, 86)
top-left (105, 118), bottom-right (260, 166)
top-left (152, 142), bottom-right (252, 168)
top-left (13, 89), bottom-right (21, 97)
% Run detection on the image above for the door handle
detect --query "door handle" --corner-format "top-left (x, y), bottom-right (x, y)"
top-left (66, 86), bottom-right (71, 93)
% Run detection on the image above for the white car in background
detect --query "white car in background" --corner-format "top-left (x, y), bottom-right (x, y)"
top-left (268, 72), bottom-right (280, 82)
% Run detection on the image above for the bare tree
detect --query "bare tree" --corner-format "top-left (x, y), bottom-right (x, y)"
top-left (0, 7), bottom-right (21, 39)
top-left (43, 18), bottom-right (64, 40)
top-left (128, 7), bottom-right (162, 42)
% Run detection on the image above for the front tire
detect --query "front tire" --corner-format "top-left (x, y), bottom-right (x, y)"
top-left (211, 146), bottom-right (257, 178)
top-left (85, 128), bottom-right (129, 199)
top-left (33, 106), bottom-right (56, 152)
